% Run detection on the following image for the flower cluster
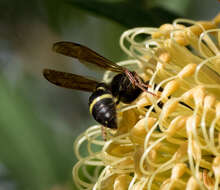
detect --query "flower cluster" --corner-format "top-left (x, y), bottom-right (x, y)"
top-left (73, 13), bottom-right (220, 190)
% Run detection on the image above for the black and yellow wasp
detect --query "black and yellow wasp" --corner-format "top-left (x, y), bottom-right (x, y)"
top-left (43, 42), bottom-right (152, 129)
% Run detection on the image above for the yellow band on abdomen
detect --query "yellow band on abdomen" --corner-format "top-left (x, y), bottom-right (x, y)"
top-left (89, 94), bottom-right (113, 114)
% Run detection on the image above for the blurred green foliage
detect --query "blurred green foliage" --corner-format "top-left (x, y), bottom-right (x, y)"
top-left (0, 76), bottom-right (75, 190)
top-left (66, 0), bottom-right (180, 28)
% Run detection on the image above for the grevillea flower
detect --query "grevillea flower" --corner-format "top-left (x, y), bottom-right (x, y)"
top-left (73, 13), bottom-right (220, 190)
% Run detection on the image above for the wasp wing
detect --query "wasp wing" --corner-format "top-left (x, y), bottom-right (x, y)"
top-left (52, 41), bottom-right (124, 73)
top-left (43, 69), bottom-right (98, 92)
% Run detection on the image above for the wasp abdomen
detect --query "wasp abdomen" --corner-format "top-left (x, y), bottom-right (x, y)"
top-left (89, 87), bottom-right (117, 129)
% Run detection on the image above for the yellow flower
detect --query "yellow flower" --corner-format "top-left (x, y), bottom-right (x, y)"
top-left (73, 13), bottom-right (220, 190)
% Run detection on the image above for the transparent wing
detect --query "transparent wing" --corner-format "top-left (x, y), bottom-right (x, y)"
top-left (43, 69), bottom-right (98, 92)
top-left (52, 41), bottom-right (124, 73)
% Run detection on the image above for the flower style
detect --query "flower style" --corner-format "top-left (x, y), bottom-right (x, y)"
top-left (73, 13), bottom-right (220, 190)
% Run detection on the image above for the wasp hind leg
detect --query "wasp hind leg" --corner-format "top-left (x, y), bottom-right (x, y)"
top-left (101, 126), bottom-right (107, 141)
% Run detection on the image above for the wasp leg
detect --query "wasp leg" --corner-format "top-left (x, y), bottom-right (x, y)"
top-left (133, 72), bottom-right (151, 89)
top-left (123, 69), bottom-right (136, 87)
top-left (134, 72), bottom-right (159, 97)
top-left (124, 68), bottom-right (157, 96)
top-left (101, 126), bottom-right (107, 141)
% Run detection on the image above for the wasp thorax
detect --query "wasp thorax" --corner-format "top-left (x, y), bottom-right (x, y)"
top-left (110, 73), bottom-right (142, 104)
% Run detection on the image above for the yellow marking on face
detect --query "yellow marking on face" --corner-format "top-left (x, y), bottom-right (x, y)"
top-left (89, 94), bottom-right (113, 114)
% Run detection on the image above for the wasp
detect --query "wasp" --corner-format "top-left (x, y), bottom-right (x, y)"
top-left (43, 42), bottom-right (153, 129)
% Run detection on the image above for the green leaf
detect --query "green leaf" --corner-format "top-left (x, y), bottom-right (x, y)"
top-left (66, 0), bottom-right (181, 28)
top-left (152, 0), bottom-right (190, 15)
